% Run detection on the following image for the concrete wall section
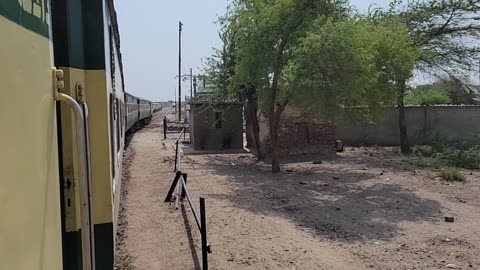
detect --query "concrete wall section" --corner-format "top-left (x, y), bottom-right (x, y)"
top-left (336, 106), bottom-right (480, 146)
top-left (191, 103), bottom-right (244, 150)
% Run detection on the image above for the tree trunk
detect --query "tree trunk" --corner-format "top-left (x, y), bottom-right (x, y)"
top-left (245, 103), bottom-right (254, 148)
top-left (269, 41), bottom-right (286, 173)
top-left (245, 95), bottom-right (264, 160)
top-left (269, 110), bottom-right (281, 173)
top-left (252, 107), bottom-right (264, 160)
top-left (398, 81), bottom-right (411, 154)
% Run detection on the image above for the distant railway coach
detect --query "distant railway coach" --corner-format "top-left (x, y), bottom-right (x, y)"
top-left (139, 98), bottom-right (153, 122)
top-left (0, 1), bottom-right (156, 269)
top-left (125, 93), bottom-right (140, 131)
top-left (152, 102), bottom-right (163, 112)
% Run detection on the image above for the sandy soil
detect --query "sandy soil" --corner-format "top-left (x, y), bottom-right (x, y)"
top-left (116, 109), bottom-right (480, 270)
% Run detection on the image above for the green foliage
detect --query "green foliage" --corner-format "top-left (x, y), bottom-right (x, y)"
top-left (419, 79), bottom-right (478, 105)
top-left (369, 0), bottom-right (480, 154)
top-left (406, 78), bottom-right (479, 106)
top-left (375, 0), bottom-right (480, 75)
top-left (411, 136), bottom-right (480, 169)
top-left (404, 88), bottom-right (452, 105)
top-left (287, 16), bottom-right (418, 119)
top-left (439, 167), bottom-right (465, 182)
top-left (229, 0), bottom-right (351, 114)
top-left (202, 24), bottom-right (238, 101)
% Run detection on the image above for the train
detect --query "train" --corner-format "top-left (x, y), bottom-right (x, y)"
top-left (0, 1), bottom-right (160, 269)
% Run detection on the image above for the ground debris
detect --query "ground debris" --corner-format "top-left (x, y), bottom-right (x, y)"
top-left (444, 216), bottom-right (455, 222)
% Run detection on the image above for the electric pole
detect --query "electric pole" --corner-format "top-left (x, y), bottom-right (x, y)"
top-left (190, 68), bottom-right (193, 101)
top-left (193, 77), bottom-right (197, 97)
top-left (178, 21), bottom-right (183, 121)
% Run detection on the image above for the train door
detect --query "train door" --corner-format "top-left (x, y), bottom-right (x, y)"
top-left (0, 1), bottom-right (63, 269)
top-left (52, 1), bottom-right (115, 269)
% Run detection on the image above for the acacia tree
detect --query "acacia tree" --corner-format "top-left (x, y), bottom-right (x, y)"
top-left (373, 0), bottom-right (480, 153)
top-left (287, 17), bottom-right (418, 126)
top-left (229, 0), bottom-right (349, 172)
top-left (203, 12), bottom-right (265, 158)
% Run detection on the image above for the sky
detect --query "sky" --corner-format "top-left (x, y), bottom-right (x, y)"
top-left (114, 0), bottom-right (474, 102)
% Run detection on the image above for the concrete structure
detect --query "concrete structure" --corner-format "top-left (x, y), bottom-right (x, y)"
top-left (336, 106), bottom-right (480, 146)
top-left (258, 106), bottom-right (336, 157)
top-left (190, 102), bottom-right (244, 150)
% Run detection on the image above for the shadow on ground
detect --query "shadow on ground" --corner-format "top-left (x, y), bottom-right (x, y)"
top-left (200, 154), bottom-right (443, 243)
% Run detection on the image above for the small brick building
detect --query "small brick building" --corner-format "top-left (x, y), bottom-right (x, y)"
top-left (190, 101), bottom-right (244, 150)
top-left (258, 106), bottom-right (336, 156)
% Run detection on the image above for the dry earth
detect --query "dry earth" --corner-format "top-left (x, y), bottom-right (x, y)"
top-left (116, 108), bottom-right (480, 270)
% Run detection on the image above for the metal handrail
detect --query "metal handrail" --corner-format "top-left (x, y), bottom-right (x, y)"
top-left (174, 128), bottom-right (186, 172)
top-left (54, 91), bottom-right (95, 270)
top-left (176, 128), bottom-right (185, 143)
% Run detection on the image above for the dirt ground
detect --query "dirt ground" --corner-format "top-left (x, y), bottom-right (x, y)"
top-left (116, 109), bottom-right (480, 270)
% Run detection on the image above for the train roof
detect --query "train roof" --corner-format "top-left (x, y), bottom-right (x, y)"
top-left (106, 0), bottom-right (125, 91)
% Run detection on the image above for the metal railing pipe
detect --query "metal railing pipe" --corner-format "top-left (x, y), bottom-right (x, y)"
top-left (54, 91), bottom-right (95, 270)
top-left (180, 175), bottom-right (210, 251)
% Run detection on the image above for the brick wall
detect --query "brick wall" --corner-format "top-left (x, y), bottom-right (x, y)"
top-left (259, 106), bottom-right (336, 156)
top-left (277, 119), bottom-right (336, 156)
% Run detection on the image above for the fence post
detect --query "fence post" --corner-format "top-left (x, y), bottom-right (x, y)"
top-left (200, 197), bottom-right (208, 270)
top-left (164, 171), bottom-right (182, 202)
top-left (174, 140), bottom-right (179, 171)
top-left (163, 116), bottom-right (167, 139)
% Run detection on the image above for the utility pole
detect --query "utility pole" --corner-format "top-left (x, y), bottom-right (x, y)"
top-left (193, 77), bottom-right (197, 97)
top-left (190, 68), bottom-right (193, 101)
top-left (178, 21), bottom-right (183, 121)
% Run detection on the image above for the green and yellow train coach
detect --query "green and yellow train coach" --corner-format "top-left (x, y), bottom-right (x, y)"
top-left (0, 1), bottom-right (153, 269)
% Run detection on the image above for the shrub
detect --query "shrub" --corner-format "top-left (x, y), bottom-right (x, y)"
top-left (412, 136), bottom-right (480, 169)
top-left (439, 167), bottom-right (465, 182)
top-left (411, 145), bottom-right (434, 157)
top-left (405, 88), bottom-right (452, 105)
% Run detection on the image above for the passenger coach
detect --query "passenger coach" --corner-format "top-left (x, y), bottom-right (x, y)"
top-left (0, 1), bottom-right (155, 269)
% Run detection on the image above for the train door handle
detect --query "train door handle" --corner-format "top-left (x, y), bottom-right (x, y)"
top-left (52, 68), bottom-right (96, 270)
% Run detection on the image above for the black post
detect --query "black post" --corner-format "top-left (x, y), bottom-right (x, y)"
top-left (178, 21), bottom-right (182, 121)
top-left (164, 171), bottom-right (182, 202)
top-left (200, 197), bottom-right (208, 270)
top-left (163, 116), bottom-right (167, 139)
top-left (174, 141), bottom-right (179, 171)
